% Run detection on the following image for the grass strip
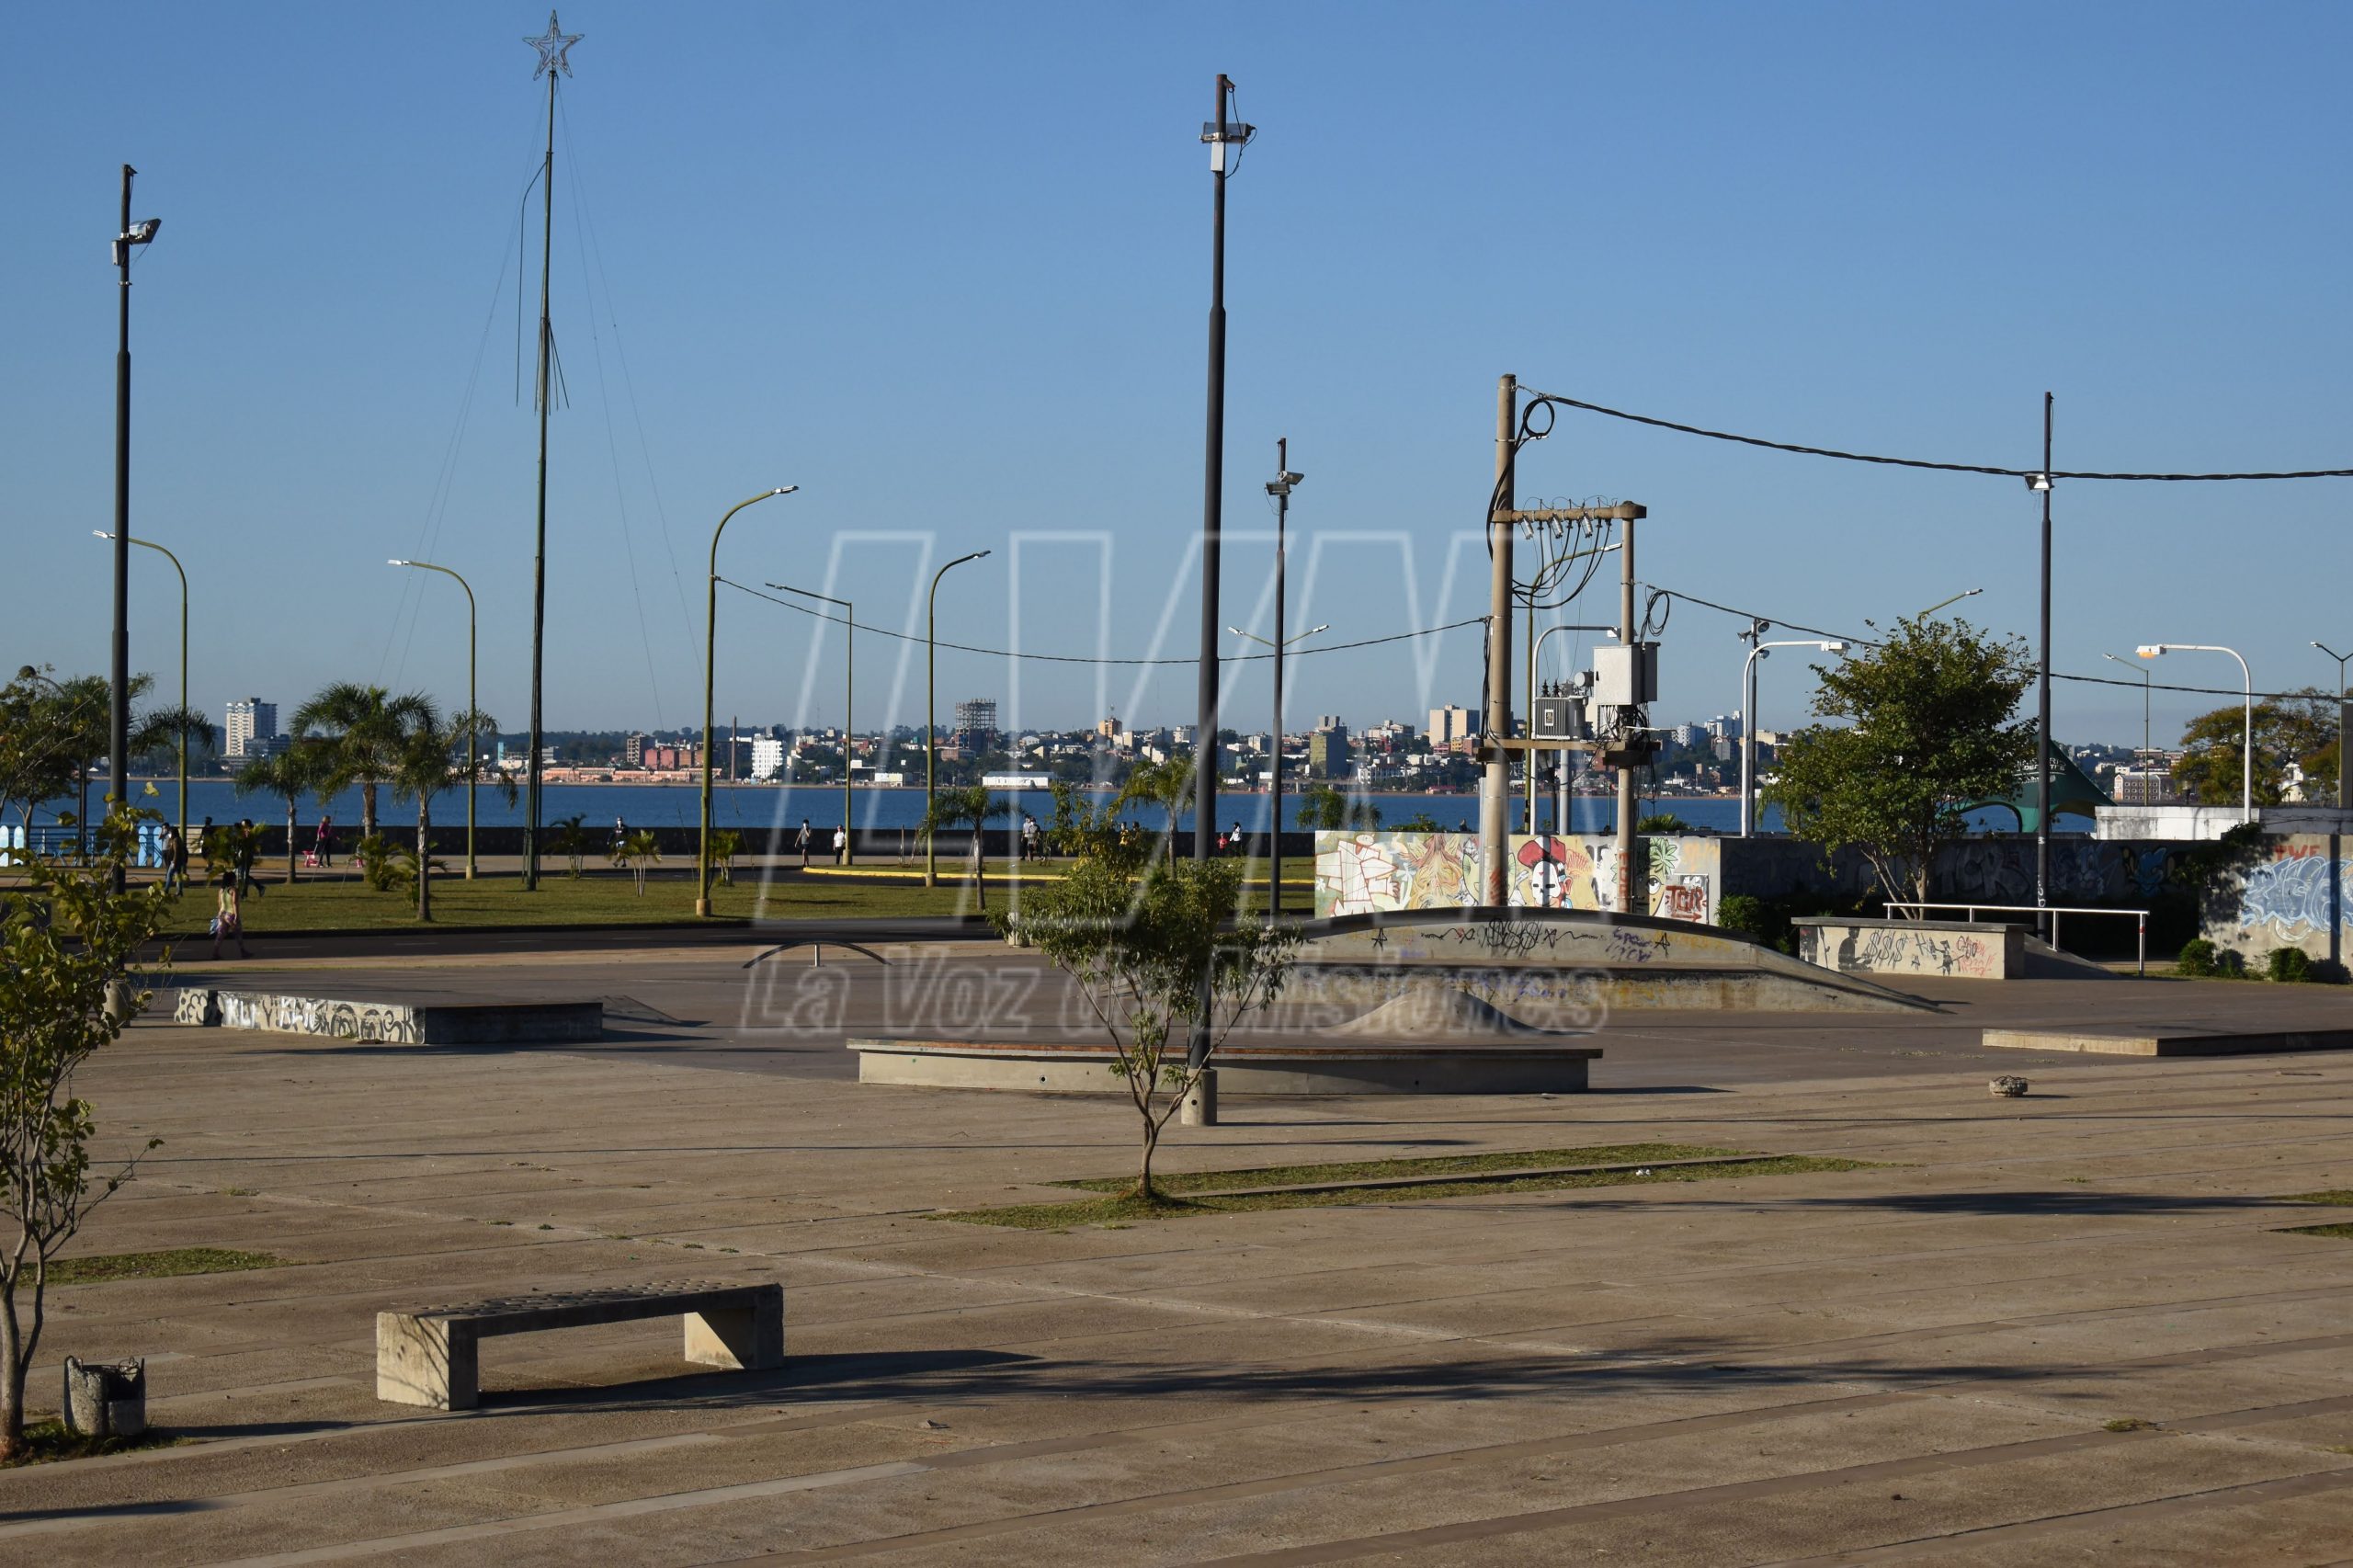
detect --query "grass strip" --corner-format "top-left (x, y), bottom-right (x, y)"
top-left (2, 1418), bottom-right (186, 1468)
top-left (938, 1154), bottom-right (1875, 1229)
top-left (2286, 1189), bottom-right (2353, 1206)
top-left (2280, 1223), bottom-right (2353, 1240)
top-left (51, 1247), bottom-right (283, 1285)
top-left (1052, 1142), bottom-right (1743, 1197)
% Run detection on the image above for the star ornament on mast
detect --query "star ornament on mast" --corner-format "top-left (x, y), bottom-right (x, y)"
top-left (525, 11), bottom-right (582, 79)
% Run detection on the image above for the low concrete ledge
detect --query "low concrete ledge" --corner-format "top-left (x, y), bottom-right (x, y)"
top-left (1795, 917), bottom-right (2025, 980)
top-left (851, 1038), bottom-right (1601, 1096)
top-left (1985, 1026), bottom-right (2353, 1057)
top-left (172, 988), bottom-right (602, 1045)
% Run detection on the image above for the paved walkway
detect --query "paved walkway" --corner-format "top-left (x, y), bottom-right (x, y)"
top-left (9, 956), bottom-right (2352, 1563)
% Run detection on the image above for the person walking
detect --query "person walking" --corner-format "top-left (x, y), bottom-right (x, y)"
top-left (613, 816), bottom-right (628, 854)
top-left (161, 824), bottom-right (185, 894)
top-left (795, 817), bottom-right (813, 869)
top-left (233, 819), bottom-right (266, 898)
top-left (832, 824), bottom-right (848, 865)
top-left (314, 814), bottom-right (335, 869)
top-left (210, 868), bottom-right (249, 960)
top-left (1021, 814), bottom-right (1040, 861)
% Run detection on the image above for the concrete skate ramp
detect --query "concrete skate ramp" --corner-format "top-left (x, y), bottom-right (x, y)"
top-left (1292, 907), bottom-right (1931, 1015)
top-left (1327, 982), bottom-right (1576, 1040)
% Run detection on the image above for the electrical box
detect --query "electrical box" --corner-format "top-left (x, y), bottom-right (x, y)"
top-left (1531, 695), bottom-right (1587, 742)
top-left (1591, 642), bottom-right (1658, 709)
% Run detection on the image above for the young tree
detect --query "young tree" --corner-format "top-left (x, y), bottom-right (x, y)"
top-left (389, 710), bottom-right (513, 922)
top-left (2170, 691), bottom-right (2336, 807)
top-left (1763, 615), bottom-right (2034, 907)
top-left (235, 741), bottom-right (327, 886)
top-left (1294, 784), bottom-right (1382, 832)
top-left (0, 809), bottom-right (168, 1458)
top-left (609, 829), bottom-right (663, 896)
top-left (1113, 756), bottom-right (1193, 866)
top-left (921, 786), bottom-right (1010, 910)
top-left (290, 683), bottom-right (431, 841)
top-left (1000, 838), bottom-right (1297, 1202)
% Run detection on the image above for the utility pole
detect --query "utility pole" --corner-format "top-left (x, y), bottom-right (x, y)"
top-left (1187, 74), bottom-right (1254, 1119)
top-left (1479, 374), bottom-right (1516, 906)
top-left (1614, 517), bottom-right (1639, 916)
top-left (108, 164), bottom-right (142, 892)
top-left (1264, 439), bottom-right (1302, 916)
top-left (2035, 392), bottom-right (2052, 937)
top-left (522, 13), bottom-right (581, 891)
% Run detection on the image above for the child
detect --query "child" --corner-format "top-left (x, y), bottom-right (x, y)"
top-left (210, 869), bottom-right (249, 960)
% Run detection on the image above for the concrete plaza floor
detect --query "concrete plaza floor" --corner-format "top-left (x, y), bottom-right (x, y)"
top-left (7, 945), bottom-right (2353, 1564)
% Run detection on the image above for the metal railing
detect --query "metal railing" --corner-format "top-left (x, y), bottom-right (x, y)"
top-left (1885, 901), bottom-right (2148, 977)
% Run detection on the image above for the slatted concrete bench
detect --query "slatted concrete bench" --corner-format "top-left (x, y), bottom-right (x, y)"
top-left (376, 1281), bottom-right (783, 1410)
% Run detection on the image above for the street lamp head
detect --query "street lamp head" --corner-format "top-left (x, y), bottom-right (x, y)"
top-left (93, 529), bottom-right (112, 540)
top-left (1820, 642), bottom-right (1849, 654)
top-left (1306, 623), bottom-right (1330, 637)
top-left (124, 219), bottom-right (159, 244)
top-left (2136, 645), bottom-right (2165, 659)
top-left (771, 485), bottom-right (798, 496)
top-left (2024, 472), bottom-right (2052, 493)
top-left (388, 559), bottom-right (411, 567)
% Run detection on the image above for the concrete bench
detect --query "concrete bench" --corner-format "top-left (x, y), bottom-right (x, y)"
top-left (376, 1281), bottom-right (783, 1410)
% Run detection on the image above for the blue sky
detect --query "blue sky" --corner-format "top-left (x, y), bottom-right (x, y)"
top-left (6, 3), bottom-right (2347, 748)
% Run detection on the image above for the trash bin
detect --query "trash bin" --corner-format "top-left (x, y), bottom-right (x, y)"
top-left (63, 1357), bottom-right (146, 1438)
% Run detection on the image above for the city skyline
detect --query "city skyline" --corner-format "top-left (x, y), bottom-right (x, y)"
top-left (6, 4), bottom-right (2347, 751)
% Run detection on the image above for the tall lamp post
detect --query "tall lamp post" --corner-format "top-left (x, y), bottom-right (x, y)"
top-left (2315, 642), bottom-right (2352, 810)
top-left (2102, 653), bottom-right (2153, 756)
top-left (390, 560), bottom-right (478, 878)
top-left (108, 169), bottom-right (160, 890)
top-left (1228, 620), bottom-right (1325, 915)
top-left (94, 530), bottom-right (184, 849)
top-left (2139, 643), bottom-right (2252, 821)
top-left (767, 581), bottom-right (854, 866)
top-left (1742, 640), bottom-right (1847, 837)
top-left (925, 550), bottom-right (991, 888)
top-left (2027, 396), bottom-right (2053, 929)
top-left (698, 486), bottom-right (797, 917)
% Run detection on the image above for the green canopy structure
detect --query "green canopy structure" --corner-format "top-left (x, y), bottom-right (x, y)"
top-left (1965, 739), bottom-right (2112, 832)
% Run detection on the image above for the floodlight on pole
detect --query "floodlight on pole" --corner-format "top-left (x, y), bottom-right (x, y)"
top-left (2139, 642), bottom-right (2253, 820)
top-left (1741, 639), bottom-right (1848, 837)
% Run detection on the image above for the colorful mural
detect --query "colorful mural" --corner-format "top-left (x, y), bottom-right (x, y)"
top-left (1315, 832), bottom-right (1717, 921)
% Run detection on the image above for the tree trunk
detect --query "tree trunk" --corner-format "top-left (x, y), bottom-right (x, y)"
top-left (970, 833), bottom-right (986, 913)
top-left (360, 782), bottom-right (378, 843)
top-left (285, 801), bottom-right (300, 886)
top-left (415, 799), bottom-right (432, 923)
top-left (0, 1277), bottom-right (23, 1459)
top-left (1136, 1113), bottom-right (1159, 1203)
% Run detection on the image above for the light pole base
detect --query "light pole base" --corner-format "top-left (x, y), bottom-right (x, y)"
top-left (1179, 1069), bottom-right (1217, 1127)
top-left (694, 897), bottom-right (711, 918)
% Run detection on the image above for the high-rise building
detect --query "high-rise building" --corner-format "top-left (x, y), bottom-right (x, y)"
top-left (750, 735), bottom-right (787, 781)
top-left (953, 698), bottom-right (997, 748)
top-left (623, 733), bottom-right (647, 767)
top-left (1309, 722), bottom-right (1351, 778)
top-left (1427, 705), bottom-right (1475, 749)
top-left (223, 699), bottom-right (277, 758)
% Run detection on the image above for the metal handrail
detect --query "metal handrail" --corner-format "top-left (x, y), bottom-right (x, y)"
top-left (1884, 900), bottom-right (2148, 977)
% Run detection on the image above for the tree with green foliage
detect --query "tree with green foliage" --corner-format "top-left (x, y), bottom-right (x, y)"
top-left (1113, 756), bottom-right (1193, 865)
top-left (995, 816), bottom-right (1298, 1202)
top-left (921, 785), bottom-right (1012, 910)
top-left (290, 683), bottom-right (432, 842)
top-left (1764, 615), bottom-right (2034, 907)
top-left (609, 828), bottom-right (663, 896)
top-left (1294, 784), bottom-right (1381, 832)
top-left (1635, 812), bottom-right (1692, 835)
top-left (235, 741), bottom-right (328, 887)
top-left (388, 708), bottom-right (512, 921)
top-left (0, 809), bottom-right (168, 1459)
top-left (2170, 690), bottom-right (2336, 807)
top-left (549, 815), bottom-right (591, 879)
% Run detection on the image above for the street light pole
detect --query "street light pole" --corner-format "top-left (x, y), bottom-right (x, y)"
top-left (926, 550), bottom-right (991, 888)
top-left (1230, 620), bottom-right (1326, 916)
top-left (390, 560), bottom-right (478, 878)
top-left (1742, 639), bottom-right (1848, 836)
top-left (767, 582), bottom-right (854, 866)
top-left (1260, 440), bottom-right (1305, 915)
top-left (698, 486), bottom-right (797, 917)
top-left (2315, 642), bottom-right (2352, 810)
top-left (1919, 587), bottom-right (1984, 619)
top-left (2140, 642), bottom-right (2253, 820)
top-left (2030, 396), bottom-right (2054, 929)
top-left (95, 531), bottom-right (185, 849)
top-left (108, 166), bottom-right (158, 890)
top-left (2102, 653), bottom-right (2152, 756)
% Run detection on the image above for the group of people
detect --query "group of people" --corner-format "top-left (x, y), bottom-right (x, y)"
top-left (149, 815), bottom-right (344, 961)
top-left (791, 819), bottom-right (851, 867)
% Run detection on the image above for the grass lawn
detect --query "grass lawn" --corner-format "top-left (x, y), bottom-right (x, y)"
top-left (51, 1247), bottom-right (283, 1284)
top-left (936, 1148), bottom-right (1876, 1228)
top-left (136, 870), bottom-right (1018, 935)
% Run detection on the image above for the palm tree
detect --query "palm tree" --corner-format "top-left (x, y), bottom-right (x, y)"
top-left (1115, 756), bottom-right (1194, 867)
top-left (234, 741), bottom-right (327, 887)
top-left (292, 683), bottom-right (431, 842)
top-left (920, 785), bottom-right (1012, 911)
top-left (388, 707), bottom-right (512, 922)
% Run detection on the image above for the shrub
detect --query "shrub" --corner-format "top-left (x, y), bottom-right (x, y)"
top-left (2175, 937), bottom-right (2218, 977)
top-left (2268, 946), bottom-right (2314, 983)
top-left (1636, 812), bottom-right (1692, 835)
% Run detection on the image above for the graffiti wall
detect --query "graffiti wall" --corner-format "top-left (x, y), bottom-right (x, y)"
top-left (2205, 834), bottom-right (2350, 970)
top-left (1315, 832), bottom-right (1719, 923)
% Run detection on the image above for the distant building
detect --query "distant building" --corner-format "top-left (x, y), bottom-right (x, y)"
top-left (223, 699), bottom-right (277, 758)
top-left (1309, 722), bottom-right (1351, 779)
top-left (1427, 705), bottom-right (1475, 749)
top-left (953, 698), bottom-right (997, 749)
top-left (750, 735), bottom-right (787, 781)
top-left (623, 733), bottom-right (647, 767)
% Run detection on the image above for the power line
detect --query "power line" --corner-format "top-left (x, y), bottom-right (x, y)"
top-left (716, 577), bottom-right (1485, 665)
top-left (1650, 584), bottom-right (2332, 704)
top-left (1519, 388), bottom-right (2353, 483)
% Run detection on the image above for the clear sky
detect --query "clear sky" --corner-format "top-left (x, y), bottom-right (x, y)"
top-left (6, 3), bottom-right (2347, 750)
